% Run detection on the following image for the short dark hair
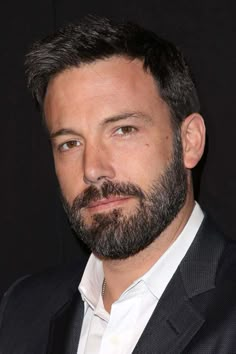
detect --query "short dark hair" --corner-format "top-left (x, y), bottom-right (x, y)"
top-left (25, 15), bottom-right (200, 125)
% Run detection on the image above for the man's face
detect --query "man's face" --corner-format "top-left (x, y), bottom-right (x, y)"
top-left (44, 56), bottom-right (187, 259)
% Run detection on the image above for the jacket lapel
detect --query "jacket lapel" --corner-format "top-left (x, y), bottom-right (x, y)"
top-left (133, 217), bottom-right (225, 354)
top-left (133, 270), bottom-right (205, 354)
top-left (47, 291), bottom-right (84, 354)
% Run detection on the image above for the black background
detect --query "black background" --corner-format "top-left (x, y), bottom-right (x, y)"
top-left (1, 0), bottom-right (236, 298)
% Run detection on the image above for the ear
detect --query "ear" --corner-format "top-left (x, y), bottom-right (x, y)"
top-left (181, 113), bottom-right (206, 169)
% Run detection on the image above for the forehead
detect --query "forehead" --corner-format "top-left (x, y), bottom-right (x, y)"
top-left (44, 56), bottom-right (171, 129)
top-left (46, 56), bottom-right (157, 96)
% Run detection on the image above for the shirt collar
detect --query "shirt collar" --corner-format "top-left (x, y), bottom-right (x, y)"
top-left (79, 253), bottom-right (104, 309)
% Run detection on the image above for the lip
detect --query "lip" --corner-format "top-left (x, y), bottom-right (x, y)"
top-left (86, 196), bottom-right (131, 211)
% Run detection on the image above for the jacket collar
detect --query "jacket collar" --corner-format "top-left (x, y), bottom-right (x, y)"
top-left (45, 259), bottom-right (87, 354)
top-left (47, 292), bottom-right (83, 354)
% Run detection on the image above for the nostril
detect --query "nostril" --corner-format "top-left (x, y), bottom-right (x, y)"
top-left (97, 176), bottom-right (108, 181)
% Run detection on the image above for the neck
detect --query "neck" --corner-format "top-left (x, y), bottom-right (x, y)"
top-left (101, 195), bottom-right (195, 312)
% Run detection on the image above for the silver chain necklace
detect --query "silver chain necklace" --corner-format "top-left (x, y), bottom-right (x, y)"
top-left (102, 279), bottom-right (106, 297)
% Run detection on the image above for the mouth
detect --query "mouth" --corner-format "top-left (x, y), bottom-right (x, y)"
top-left (85, 196), bottom-right (131, 211)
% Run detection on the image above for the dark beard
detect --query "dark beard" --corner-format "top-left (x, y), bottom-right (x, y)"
top-left (62, 133), bottom-right (187, 259)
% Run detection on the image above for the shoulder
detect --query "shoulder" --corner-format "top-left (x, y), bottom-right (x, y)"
top-left (0, 256), bottom-right (88, 332)
top-left (216, 238), bottom-right (236, 282)
top-left (4, 256), bottom-right (87, 297)
top-left (202, 215), bottom-right (236, 273)
top-left (180, 214), bottom-right (236, 299)
top-left (198, 215), bottom-right (236, 293)
top-left (201, 214), bottom-right (236, 270)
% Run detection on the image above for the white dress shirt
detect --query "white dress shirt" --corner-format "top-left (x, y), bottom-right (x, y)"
top-left (77, 203), bottom-right (204, 354)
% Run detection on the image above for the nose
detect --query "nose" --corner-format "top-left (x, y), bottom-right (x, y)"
top-left (83, 142), bottom-right (115, 184)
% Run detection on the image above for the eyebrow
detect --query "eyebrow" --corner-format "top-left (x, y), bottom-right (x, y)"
top-left (50, 111), bottom-right (152, 139)
top-left (100, 111), bottom-right (152, 125)
top-left (50, 128), bottom-right (79, 139)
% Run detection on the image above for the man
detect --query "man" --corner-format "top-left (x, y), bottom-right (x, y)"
top-left (1, 16), bottom-right (236, 354)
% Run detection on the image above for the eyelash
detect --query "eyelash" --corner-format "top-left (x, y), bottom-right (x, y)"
top-left (114, 126), bottom-right (137, 136)
top-left (58, 140), bottom-right (81, 152)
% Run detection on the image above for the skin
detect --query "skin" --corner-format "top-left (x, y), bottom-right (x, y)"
top-left (44, 56), bottom-right (206, 312)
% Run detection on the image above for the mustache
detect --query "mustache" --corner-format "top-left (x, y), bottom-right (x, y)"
top-left (71, 180), bottom-right (145, 209)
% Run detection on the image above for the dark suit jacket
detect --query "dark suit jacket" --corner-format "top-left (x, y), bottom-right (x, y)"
top-left (1, 216), bottom-right (236, 354)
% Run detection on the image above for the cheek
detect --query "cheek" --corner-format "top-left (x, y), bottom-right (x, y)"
top-left (53, 157), bottom-right (84, 204)
top-left (112, 141), bottom-right (170, 188)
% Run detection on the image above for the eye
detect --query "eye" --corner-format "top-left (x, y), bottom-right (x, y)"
top-left (115, 126), bottom-right (137, 136)
top-left (58, 140), bottom-right (81, 152)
